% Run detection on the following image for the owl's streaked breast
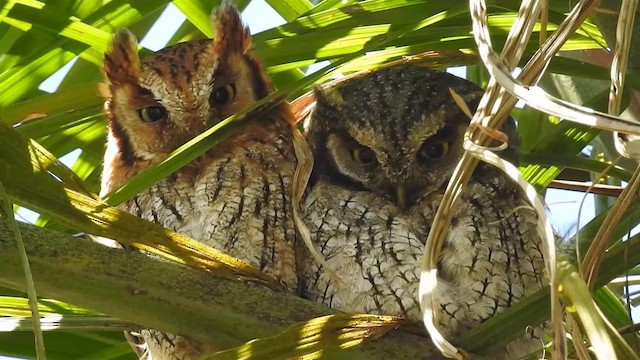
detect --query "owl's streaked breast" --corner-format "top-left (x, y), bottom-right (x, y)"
top-left (121, 175), bottom-right (194, 237)
top-left (301, 171), bottom-right (545, 359)
top-left (101, 3), bottom-right (299, 357)
top-left (194, 124), bottom-right (298, 286)
top-left (120, 119), bottom-right (298, 360)
top-left (434, 177), bottom-right (544, 332)
top-left (302, 180), bottom-right (424, 319)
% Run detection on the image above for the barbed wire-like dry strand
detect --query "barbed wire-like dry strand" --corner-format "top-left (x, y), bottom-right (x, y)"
top-left (291, 124), bottom-right (345, 287)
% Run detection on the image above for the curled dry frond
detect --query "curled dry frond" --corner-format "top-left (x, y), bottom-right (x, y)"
top-left (581, 0), bottom-right (640, 314)
top-left (419, 0), bottom-right (542, 357)
top-left (463, 133), bottom-right (560, 358)
top-left (419, 0), bottom-right (633, 358)
top-left (476, 2), bottom-right (640, 135)
top-left (291, 124), bottom-right (345, 286)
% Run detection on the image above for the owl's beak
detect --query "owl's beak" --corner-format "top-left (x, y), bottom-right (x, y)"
top-left (395, 184), bottom-right (407, 210)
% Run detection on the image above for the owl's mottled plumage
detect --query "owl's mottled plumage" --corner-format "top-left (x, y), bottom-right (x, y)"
top-left (101, 4), bottom-right (298, 359)
top-left (300, 65), bottom-right (545, 358)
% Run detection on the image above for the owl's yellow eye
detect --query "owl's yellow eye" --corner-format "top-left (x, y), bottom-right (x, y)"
top-left (211, 83), bottom-right (237, 105)
top-left (418, 142), bottom-right (449, 161)
top-left (351, 147), bottom-right (377, 165)
top-left (138, 105), bottom-right (167, 123)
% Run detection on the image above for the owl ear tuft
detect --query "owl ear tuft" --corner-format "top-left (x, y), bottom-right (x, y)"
top-left (104, 29), bottom-right (141, 86)
top-left (210, 2), bottom-right (251, 56)
top-left (314, 86), bottom-right (344, 108)
top-left (312, 86), bottom-right (328, 108)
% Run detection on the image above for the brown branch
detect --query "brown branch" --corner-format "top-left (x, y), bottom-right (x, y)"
top-left (547, 179), bottom-right (625, 197)
top-left (619, 322), bottom-right (640, 335)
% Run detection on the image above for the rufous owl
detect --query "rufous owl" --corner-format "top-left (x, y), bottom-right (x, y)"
top-left (101, 3), bottom-right (298, 359)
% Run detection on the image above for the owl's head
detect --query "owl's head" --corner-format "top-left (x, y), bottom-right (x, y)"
top-left (305, 65), bottom-right (518, 210)
top-left (102, 3), bottom-right (272, 164)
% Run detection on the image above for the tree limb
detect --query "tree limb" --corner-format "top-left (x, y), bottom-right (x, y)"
top-left (0, 220), bottom-right (447, 359)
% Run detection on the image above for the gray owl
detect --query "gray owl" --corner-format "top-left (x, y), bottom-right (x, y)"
top-left (101, 4), bottom-right (298, 359)
top-left (300, 64), bottom-right (546, 359)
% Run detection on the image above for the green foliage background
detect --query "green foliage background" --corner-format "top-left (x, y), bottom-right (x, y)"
top-left (0, 0), bottom-right (639, 359)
